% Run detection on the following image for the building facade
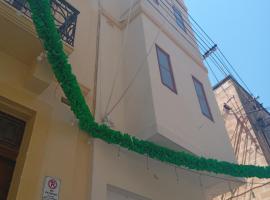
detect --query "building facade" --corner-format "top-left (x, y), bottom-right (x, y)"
top-left (0, 0), bottom-right (239, 199)
top-left (214, 76), bottom-right (270, 200)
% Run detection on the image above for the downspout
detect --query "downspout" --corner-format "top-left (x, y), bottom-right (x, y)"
top-left (89, 1), bottom-right (101, 199)
top-left (92, 0), bottom-right (101, 117)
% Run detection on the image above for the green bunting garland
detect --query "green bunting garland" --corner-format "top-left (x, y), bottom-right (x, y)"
top-left (27, 0), bottom-right (270, 179)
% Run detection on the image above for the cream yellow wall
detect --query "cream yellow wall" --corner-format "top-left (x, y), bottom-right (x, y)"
top-left (0, 0), bottom-right (99, 199)
top-left (91, 140), bottom-right (206, 200)
top-left (0, 50), bottom-right (92, 200)
top-left (69, 0), bottom-right (98, 88)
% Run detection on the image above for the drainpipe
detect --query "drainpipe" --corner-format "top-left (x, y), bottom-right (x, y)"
top-left (88, 1), bottom-right (101, 199)
top-left (92, 0), bottom-right (101, 117)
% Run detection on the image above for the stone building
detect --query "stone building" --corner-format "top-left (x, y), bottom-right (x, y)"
top-left (214, 75), bottom-right (270, 200)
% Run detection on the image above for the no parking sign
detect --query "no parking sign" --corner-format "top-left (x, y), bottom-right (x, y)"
top-left (42, 176), bottom-right (61, 200)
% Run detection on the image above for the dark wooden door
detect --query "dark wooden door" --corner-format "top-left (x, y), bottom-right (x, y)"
top-left (0, 156), bottom-right (15, 200)
top-left (0, 111), bottom-right (25, 200)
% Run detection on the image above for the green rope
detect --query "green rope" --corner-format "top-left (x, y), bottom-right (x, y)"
top-left (27, 0), bottom-right (269, 178)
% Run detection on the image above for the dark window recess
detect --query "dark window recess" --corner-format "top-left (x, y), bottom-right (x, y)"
top-left (0, 111), bottom-right (25, 200)
top-left (172, 5), bottom-right (186, 32)
top-left (153, 0), bottom-right (159, 5)
top-left (192, 77), bottom-right (213, 121)
top-left (12, 0), bottom-right (25, 10)
top-left (156, 45), bottom-right (177, 93)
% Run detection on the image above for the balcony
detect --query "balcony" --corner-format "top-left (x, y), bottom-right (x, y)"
top-left (0, 0), bottom-right (79, 64)
top-left (3, 0), bottom-right (79, 46)
top-left (0, 0), bottom-right (79, 94)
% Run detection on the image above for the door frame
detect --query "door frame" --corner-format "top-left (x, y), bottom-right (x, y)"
top-left (0, 96), bottom-right (36, 200)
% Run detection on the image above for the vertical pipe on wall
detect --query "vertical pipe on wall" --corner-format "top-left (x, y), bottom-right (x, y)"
top-left (93, 0), bottom-right (102, 117)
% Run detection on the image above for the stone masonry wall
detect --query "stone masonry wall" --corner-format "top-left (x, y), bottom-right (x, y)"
top-left (213, 79), bottom-right (270, 200)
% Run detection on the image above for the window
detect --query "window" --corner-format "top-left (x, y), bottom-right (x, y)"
top-left (172, 5), bottom-right (186, 32)
top-left (153, 0), bottom-right (159, 5)
top-left (192, 77), bottom-right (213, 121)
top-left (156, 45), bottom-right (177, 93)
top-left (12, 0), bottom-right (25, 10)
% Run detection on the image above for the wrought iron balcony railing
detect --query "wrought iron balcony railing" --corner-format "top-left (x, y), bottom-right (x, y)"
top-left (3, 0), bottom-right (79, 47)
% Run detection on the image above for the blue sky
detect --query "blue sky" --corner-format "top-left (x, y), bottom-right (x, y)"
top-left (185, 0), bottom-right (270, 108)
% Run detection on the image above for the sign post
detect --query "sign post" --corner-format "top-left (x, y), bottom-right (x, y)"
top-left (42, 176), bottom-right (61, 200)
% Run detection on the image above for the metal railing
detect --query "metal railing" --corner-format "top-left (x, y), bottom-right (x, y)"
top-left (3, 0), bottom-right (79, 46)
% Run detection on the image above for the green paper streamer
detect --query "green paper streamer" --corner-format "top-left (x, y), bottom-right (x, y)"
top-left (26, 0), bottom-right (270, 179)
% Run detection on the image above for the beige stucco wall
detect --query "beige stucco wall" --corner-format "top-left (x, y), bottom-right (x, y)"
top-left (95, 0), bottom-right (236, 162)
top-left (94, 13), bottom-right (126, 129)
top-left (93, 1), bottom-right (239, 199)
top-left (68, 0), bottom-right (99, 106)
top-left (0, 0), bottom-right (239, 199)
top-left (141, 12), bottom-right (235, 162)
top-left (91, 139), bottom-right (207, 200)
top-left (0, 0), bottom-right (98, 199)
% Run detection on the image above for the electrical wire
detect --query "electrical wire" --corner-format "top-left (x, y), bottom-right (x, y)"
top-left (145, 0), bottom-right (199, 52)
top-left (104, 0), bottom-right (135, 117)
top-left (175, 165), bottom-right (269, 186)
top-left (206, 60), bottom-right (263, 153)
top-left (162, 0), bottom-right (255, 103)
top-left (106, 22), bottom-right (163, 116)
top-left (150, 0), bottom-right (254, 100)
top-left (103, 2), bottom-right (270, 187)
top-left (155, 0), bottom-right (210, 52)
top-left (171, 0), bottom-right (254, 96)
top-left (34, 0), bottom-right (270, 190)
top-left (105, 0), bottom-right (234, 115)
top-left (225, 181), bottom-right (270, 200)
top-left (205, 56), bottom-right (270, 200)
top-left (148, 0), bottom-right (256, 101)
top-left (216, 48), bottom-right (254, 96)
top-left (205, 59), bottom-right (219, 83)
